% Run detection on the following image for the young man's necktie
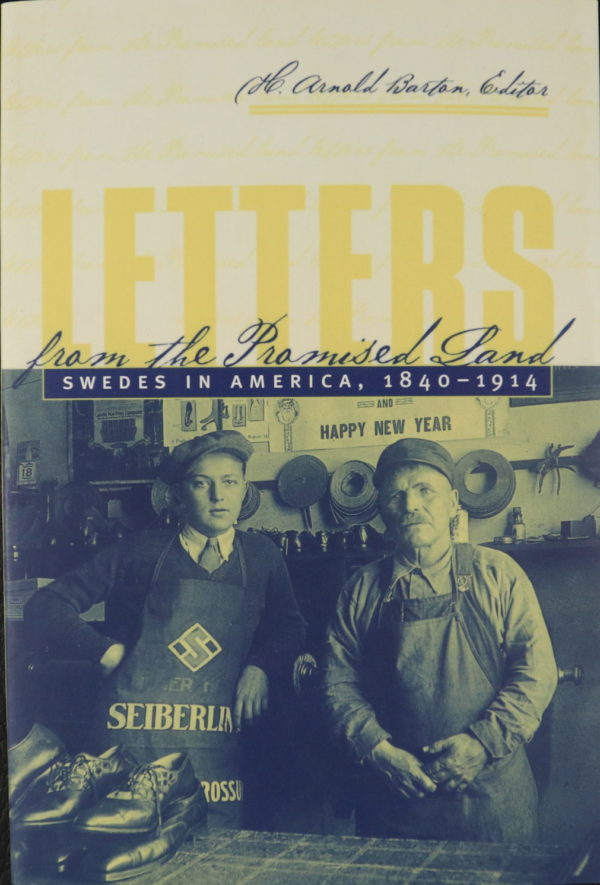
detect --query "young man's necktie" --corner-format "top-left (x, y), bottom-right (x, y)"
top-left (199, 537), bottom-right (222, 573)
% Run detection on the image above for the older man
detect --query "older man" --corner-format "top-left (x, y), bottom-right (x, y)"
top-left (25, 430), bottom-right (306, 830)
top-left (321, 438), bottom-right (557, 843)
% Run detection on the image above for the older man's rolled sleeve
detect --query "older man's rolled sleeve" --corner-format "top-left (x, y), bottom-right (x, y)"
top-left (467, 557), bottom-right (557, 759)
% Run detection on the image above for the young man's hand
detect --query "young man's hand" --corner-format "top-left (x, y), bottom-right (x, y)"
top-left (234, 665), bottom-right (269, 731)
top-left (99, 643), bottom-right (126, 675)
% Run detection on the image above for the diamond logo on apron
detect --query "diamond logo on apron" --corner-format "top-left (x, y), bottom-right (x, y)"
top-left (168, 622), bottom-right (223, 672)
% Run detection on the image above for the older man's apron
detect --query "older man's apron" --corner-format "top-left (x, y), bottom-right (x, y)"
top-left (358, 544), bottom-right (538, 843)
top-left (91, 535), bottom-right (259, 828)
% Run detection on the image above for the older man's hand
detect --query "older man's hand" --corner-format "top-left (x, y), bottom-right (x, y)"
top-left (422, 733), bottom-right (488, 791)
top-left (369, 740), bottom-right (437, 799)
top-left (234, 665), bottom-right (269, 731)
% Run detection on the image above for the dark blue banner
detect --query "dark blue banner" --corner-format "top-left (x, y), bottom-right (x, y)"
top-left (43, 366), bottom-right (552, 399)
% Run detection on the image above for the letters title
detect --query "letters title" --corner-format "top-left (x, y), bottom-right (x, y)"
top-left (42, 184), bottom-right (554, 366)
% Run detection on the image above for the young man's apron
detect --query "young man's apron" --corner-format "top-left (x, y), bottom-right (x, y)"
top-left (358, 543), bottom-right (538, 843)
top-left (90, 534), bottom-right (259, 828)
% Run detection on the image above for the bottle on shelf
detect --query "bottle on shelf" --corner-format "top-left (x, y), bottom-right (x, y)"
top-left (511, 507), bottom-right (526, 542)
top-left (9, 544), bottom-right (27, 580)
top-left (82, 514), bottom-right (100, 548)
top-left (42, 481), bottom-right (59, 549)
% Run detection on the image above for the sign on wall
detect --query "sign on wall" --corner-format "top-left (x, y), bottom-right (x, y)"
top-left (162, 398), bottom-right (269, 449)
top-left (268, 396), bottom-right (508, 453)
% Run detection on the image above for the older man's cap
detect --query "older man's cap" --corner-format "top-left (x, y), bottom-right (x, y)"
top-left (159, 430), bottom-right (254, 484)
top-left (373, 438), bottom-right (455, 487)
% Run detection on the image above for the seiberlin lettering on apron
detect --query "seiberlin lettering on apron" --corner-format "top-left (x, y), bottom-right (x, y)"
top-left (359, 543), bottom-right (538, 844)
top-left (92, 533), bottom-right (260, 829)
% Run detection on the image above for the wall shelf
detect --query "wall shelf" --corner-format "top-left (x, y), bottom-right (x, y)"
top-left (482, 538), bottom-right (600, 554)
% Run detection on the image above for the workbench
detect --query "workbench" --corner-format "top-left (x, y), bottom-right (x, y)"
top-left (17, 829), bottom-right (570, 885)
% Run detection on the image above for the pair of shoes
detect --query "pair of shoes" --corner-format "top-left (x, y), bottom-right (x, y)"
top-left (15, 745), bottom-right (137, 828)
top-left (60, 781), bottom-right (208, 881)
top-left (8, 722), bottom-right (66, 812)
top-left (16, 750), bottom-right (205, 880)
top-left (76, 751), bottom-right (198, 835)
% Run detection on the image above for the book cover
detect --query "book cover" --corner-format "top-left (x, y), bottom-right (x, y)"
top-left (2, 0), bottom-right (599, 882)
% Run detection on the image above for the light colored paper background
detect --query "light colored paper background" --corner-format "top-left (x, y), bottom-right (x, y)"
top-left (2, 0), bottom-right (599, 368)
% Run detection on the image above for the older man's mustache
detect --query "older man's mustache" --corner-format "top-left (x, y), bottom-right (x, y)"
top-left (398, 518), bottom-right (430, 527)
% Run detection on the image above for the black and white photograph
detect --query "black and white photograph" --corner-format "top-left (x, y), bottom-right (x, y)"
top-left (2, 376), bottom-right (600, 883)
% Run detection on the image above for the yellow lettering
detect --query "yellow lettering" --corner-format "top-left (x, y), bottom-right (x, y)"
top-left (483, 186), bottom-right (554, 352)
top-left (167, 186), bottom-right (233, 352)
top-left (125, 703), bottom-right (145, 730)
top-left (391, 185), bottom-right (464, 354)
top-left (239, 186), bottom-right (305, 349)
top-left (104, 188), bottom-right (155, 363)
top-left (154, 703), bottom-right (173, 730)
top-left (39, 184), bottom-right (555, 367)
top-left (107, 703), bottom-right (126, 730)
top-left (206, 705), bottom-right (218, 732)
top-left (189, 704), bottom-right (206, 731)
top-left (199, 779), bottom-right (243, 803)
top-left (219, 706), bottom-right (233, 734)
top-left (172, 704), bottom-right (186, 730)
top-left (42, 190), bottom-right (89, 358)
top-left (320, 185), bottom-right (372, 351)
top-left (144, 703), bottom-right (155, 729)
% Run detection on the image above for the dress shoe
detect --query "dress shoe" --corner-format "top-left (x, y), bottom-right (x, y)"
top-left (75, 751), bottom-right (197, 835)
top-left (9, 834), bottom-right (30, 881)
top-left (9, 823), bottom-right (73, 876)
top-left (64, 782), bottom-right (207, 881)
top-left (8, 722), bottom-right (66, 809)
top-left (51, 835), bottom-right (94, 878)
top-left (16, 745), bottom-right (137, 828)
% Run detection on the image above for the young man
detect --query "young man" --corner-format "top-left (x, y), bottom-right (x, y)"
top-left (321, 438), bottom-right (557, 843)
top-left (25, 430), bottom-right (306, 829)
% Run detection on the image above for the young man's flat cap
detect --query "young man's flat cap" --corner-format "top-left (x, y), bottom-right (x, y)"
top-left (159, 430), bottom-right (254, 484)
